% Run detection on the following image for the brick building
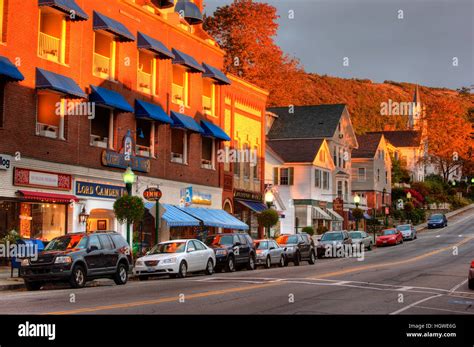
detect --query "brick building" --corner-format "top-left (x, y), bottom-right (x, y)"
top-left (0, 0), bottom-right (267, 244)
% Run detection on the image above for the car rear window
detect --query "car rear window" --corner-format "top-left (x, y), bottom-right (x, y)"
top-left (110, 234), bottom-right (128, 249)
top-left (99, 234), bottom-right (114, 250)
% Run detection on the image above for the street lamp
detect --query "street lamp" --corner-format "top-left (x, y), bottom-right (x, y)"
top-left (78, 206), bottom-right (89, 232)
top-left (265, 189), bottom-right (274, 209)
top-left (353, 194), bottom-right (361, 231)
top-left (406, 191), bottom-right (412, 201)
top-left (122, 166), bottom-right (136, 245)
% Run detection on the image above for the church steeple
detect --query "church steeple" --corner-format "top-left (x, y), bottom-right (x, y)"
top-left (408, 84), bottom-right (422, 130)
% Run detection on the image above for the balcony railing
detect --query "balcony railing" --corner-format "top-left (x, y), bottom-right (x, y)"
top-left (138, 70), bottom-right (153, 94)
top-left (93, 52), bottom-right (112, 79)
top-left (136, 144), bottom-right (151, 158)
top-left (201, 159), bottom-right (213, 170)
top-left (171, 152), bottom-right (184, 164)
top-left (202, 96), bottom-right (212, 115)
top-left (36, 123), bottom-right (58, 139)
top-left (90, 134), bottom-right (108, 148)
top-left (172, 83), bottom-right (184, 104)
top-left (38, 32), bottom-right (60, 62)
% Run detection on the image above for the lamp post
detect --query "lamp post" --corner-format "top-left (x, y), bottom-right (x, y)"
top-left (122, 166), bottom-right (136, 246)
top-left (353, 194), bottom-right (360, 231)
top-left (264, 189), bottom-right (274, 238)
top-left (78, 206), bottom-right (89, 232)
top-left (382, 188), bottom-right (388, 227)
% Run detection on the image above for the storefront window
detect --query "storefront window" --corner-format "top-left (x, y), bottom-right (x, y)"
top-left (20, 203), bottom-right (67, 241)
top-left (0, 201), bottom-right (19, 238)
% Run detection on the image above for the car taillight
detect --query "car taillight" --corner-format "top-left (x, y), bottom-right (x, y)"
top-left (471, 260), bottom-right (474, 268)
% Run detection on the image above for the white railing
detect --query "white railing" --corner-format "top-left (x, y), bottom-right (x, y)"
top-left (138, 70), bottom-right (153, 94)
top-left (38, 32), bottom-right (60, 62)
top-left (36, 123), bottom-right (58, 139)
top-left (201, 159), bottom-right (213, 169)
top-left (90, 135), bottom-right (108, 148)
top-left (171, 152), bottom-right (184, 163)
top-left (202, 96), bottom-right (212, 115)
top-left (172, 83), bottom-right (184, 104)
top-left (136, 144), bottom-right (151, 158)
top-left (93, 52), bottom-right (112, 78)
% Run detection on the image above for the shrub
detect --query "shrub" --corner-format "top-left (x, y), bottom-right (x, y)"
top-left (113, 195), bottom-right (145, 224)
top-left (352, 208), bottom-right (364, 221)
top-left (257, 209), bottom-right (279, 229)
top-left (301, 226), bottom-right (314, 235)
top-left (448, 195), bottom-right (470, 210)
top-left (316, 225), bottom-right (329, 235)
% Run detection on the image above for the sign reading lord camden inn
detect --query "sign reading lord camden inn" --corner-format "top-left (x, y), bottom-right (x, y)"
top-left (75, 181), bottom-right (125, 199)
top-left (13, 168), bottom-right (72, 191)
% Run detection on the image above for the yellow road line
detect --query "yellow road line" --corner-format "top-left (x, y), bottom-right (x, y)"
top-left (45, 236), bottom-right (474, 315)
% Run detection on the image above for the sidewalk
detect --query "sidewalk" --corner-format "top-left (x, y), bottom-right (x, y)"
top-left (414, 203), bottom-right (474, 232)
top-left (0, 266), bottom-right (25, 291)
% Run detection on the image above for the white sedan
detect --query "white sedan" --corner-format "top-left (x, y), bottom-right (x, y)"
top-left (134, 239), bottom-right (216, 280)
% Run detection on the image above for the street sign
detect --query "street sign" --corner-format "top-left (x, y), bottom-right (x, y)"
top-left (385, 207), bottom-right (390, 215)
top-left (143, 187), bottom-right (162, 202)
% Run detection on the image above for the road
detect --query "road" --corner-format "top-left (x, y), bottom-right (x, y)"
top-left (0, 209), bottom-right (473, 315)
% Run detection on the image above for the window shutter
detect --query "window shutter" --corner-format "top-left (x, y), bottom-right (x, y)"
top-left (273, 167), bottom-right (279, 185)
top-left (288, 167), bottom-right (294, 185)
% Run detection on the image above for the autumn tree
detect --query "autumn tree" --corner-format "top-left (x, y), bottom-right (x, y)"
top-left (424, 98), bottom-right (473, 182)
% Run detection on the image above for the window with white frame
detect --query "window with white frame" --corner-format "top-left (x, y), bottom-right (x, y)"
top-left (274, 167), bottom-right (294, 186)
top-left (337, 181), bottom-right (343, 198)
top-left (252, 146), bottom-right (259, 180)
top-left (136, 119), bottom-right (154, 157)
top-left (171, 128), bottom-right (187, 164)
top-left (202, 79), bottom-right (215, 117)
top-left (90, 106), bottom-right (113, 149)
top-left (137, 51), bottom-right (157, 95)
top-left (201, 137), bottom-right (215, 169)
top-left (36, 92), bottom-right (65, 140)
top-left (344, 181), bottom-right (349, 200)
top-left (322, 171), bottom-right (330, 190)
top-left (93, 32), bottom-right (116, 80)
top-left (315, 169), bottom-right (321, 188)
top-left (38, 8), bottom-right (67, 64)
top-left (377, 168), bottom-right (380, 182)
top-left (172, 65), bottom-right (189, 106)
top-left (358, 168), bottom-right (366, 181)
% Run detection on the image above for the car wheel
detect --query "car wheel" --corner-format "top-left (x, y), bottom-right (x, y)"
top-left (69, 265), bottom-right (86, 288)
top-left (24, 280), bottom-right (41, 291)
top-left (177, 261), bottom-right (187, 278)
top-left (226, 255), bottom-right (235, 272)
top-left (468, 279), bottom-right (474, 290)
top-left (138, 275), bottom-right (149, 281)
top-left (205, 259), bottom-right (214, 275)
top-left (264, 256), bottom-right (271, 269)
top-left (294, 252), bottom-right (301, 266)
top-left (308, 251), bottom-right (316, 265)
top-left (367, 242), bottom-right (372, 251)
top-left (279, 255), bottom-right (285, 267)
top-left (114, 263), bottom-right (128, 285)
top-left (247, 254), bottom-right (256, 270)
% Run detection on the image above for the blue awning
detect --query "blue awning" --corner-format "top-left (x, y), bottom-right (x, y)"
top-left (93, 11), bottom-right (135, 42)
top-left (172, 49), bottom-right (205, 73)
top-left (89, 85), bottom-right (133, 112)
top-left (135, 99), bottom-right (173, 124)
top-left (0, 56), bottom-right (24, 81)
top-left (236, 199), bottom-right (267, 213)
top-left (36, 68), bottom-right (86, 98)
top-left (137, 32), bottom-right (174, 59)
top-left (146, 203), bottom-right (201, 227)
top-left (178, 207), bottom-right (249, 230)
top-left (38, 0), bottom-right (89, 21)
top-left (170, 111), bottom-right (203, 133)
top-left (201, 120), bottom-right (231, 141)
top-left (202, 63), bottom-right (231, 85)
top-left (174, 0), bottom-right (203, 25)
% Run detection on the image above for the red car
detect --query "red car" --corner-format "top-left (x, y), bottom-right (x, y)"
top-left (469, 260), bottom-right (474, 290)
top-left (376, 228), bottom-right (403, 246)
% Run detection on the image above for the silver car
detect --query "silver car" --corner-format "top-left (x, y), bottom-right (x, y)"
top-left (348, 231), bottom-right (373, 250)
top-left (254, 239), bottom-right (285, 268)
top-left (396, 224), bottom-right (417, 240)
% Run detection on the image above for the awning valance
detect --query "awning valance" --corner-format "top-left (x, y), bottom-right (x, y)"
top-left (201, 120), bottom-right (231, 141)
top-left (327, 208), bottom-right (344, 221)
top-left (0, 56), bottom-right (24, 82)
top-left (178, 207), bottom-right (249, 230)
top-left (135, 100), bottom-right (173, 124)
top-left (235, 199), bottom-right (267, 213)
top-left (93, 11), bottom-right (135, 42)
top-left (36, 68), bottom-right (86, 98)
top-left (172, 49), bottom-right (205, 73)
top-left (17, 190), bottom-right (78, 203)
top-left (312, 206), bottom-right (332, 220)
top-left (170, 111), bottom-right (204, 133)
top-left (159, 204), bottom-right (201, 227)
top-left (137, 32), bottom-right (174, 59)
top-left (202, 63), bottom-right (231, 85)
top-left (174, 0), bottom-right (203, 25)
top-left (89, 85), bottom-right (133, 113)
top-left (38, 0), bottom-right (89, 21)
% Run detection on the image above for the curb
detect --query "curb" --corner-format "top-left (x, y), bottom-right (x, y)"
top-left (415, 204), bottom-right (474, 232)
top-left (0, 281), bottom-right (25, 291)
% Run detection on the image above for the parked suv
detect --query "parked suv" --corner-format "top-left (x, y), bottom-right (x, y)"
top-left (276, 233), bottom-right (316, 266)
top-left (204, 233), bottom-right (256, 272)
top-left (20, 231), bottom-right (132, 291)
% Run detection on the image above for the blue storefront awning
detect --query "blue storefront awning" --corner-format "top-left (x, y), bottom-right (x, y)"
top-left (0, 56), bottom-right (24, 82)
top-left (135, 100), bottom-right (173, 124)
top-left (89, 85), bottom-right (133, 113)
top-left (39, 0), bottom-right (89, 21)
top-left (93, 11), bottom-right (135, 42)
top-left (178, 207), bottom-right (249, 230)
top-left (170, 111), bottom-right (204, 133)
top-left (36, 68), bottom-right (86, 98)
top-left (202, 63), bottom-right (231, 85)
top-left (172, 49), bottom-right (205, 73)
top-left (235, 199), bottom-right (267, 213)
top-left (145, 203), bottom-right (201, 227)
top-left (137, 32), bottom-right (174, 59)
top-left (200, 120), bottom-right (231, 141)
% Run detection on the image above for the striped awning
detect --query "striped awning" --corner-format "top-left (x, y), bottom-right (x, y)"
top-left (235, 199), bottom-right (267, 213)
top-left (145, 203), bottom-right (201, 227)
top-left (38, 0), bottom-right (89, 21)
top-left (93, 11), bottom-right (135, 42)
top-left (137, 32), bottom-right (174, 59)
top-left (17, 190), bottom-right (78, 203)
top-left (36, 68), bottom-right (86, 98)
top-left (327, 208), bottom-right (344, 221)
top-left (312, 206), bottom-right (332, 221)
top-left (178, 207), bottom-right (249, 230)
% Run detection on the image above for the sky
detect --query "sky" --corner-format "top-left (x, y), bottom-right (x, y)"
top-left (204, 0), bottom-right (473, 90)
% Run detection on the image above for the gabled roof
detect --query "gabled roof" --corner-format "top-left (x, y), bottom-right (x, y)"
top-left (352, 133), bottom-right (383, 158)
top-left (266, 139), bottom-right (324, 163)
top-left (267, 104), bottom-right (346, 139)
top-left (367, 130), bottom-right (422, 148)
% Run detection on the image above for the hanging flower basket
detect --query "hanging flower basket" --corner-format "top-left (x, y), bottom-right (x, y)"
top-left (113, 195), bottom-right (145, 225)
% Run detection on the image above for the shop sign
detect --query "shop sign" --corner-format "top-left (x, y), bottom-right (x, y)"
top-left (0, 154), bottom-right (11, 170)
top-left (233, 189), bottom-right (263, 202)
top-left (180, 187), bottom-right (212, 206)
top-left (14, 168), bottom-right (72, 191)
top-left (143, 187), bottom-right (162, 202)
top-left (75, 181), bottom-right (125, 199)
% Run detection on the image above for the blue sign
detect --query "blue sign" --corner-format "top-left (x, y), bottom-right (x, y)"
top-left (76, 181), bottom-right (126, 199)
top-left (180, 187), bottom-right (212, 206)
top-left (101, 150), bottom-right (151, 173)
